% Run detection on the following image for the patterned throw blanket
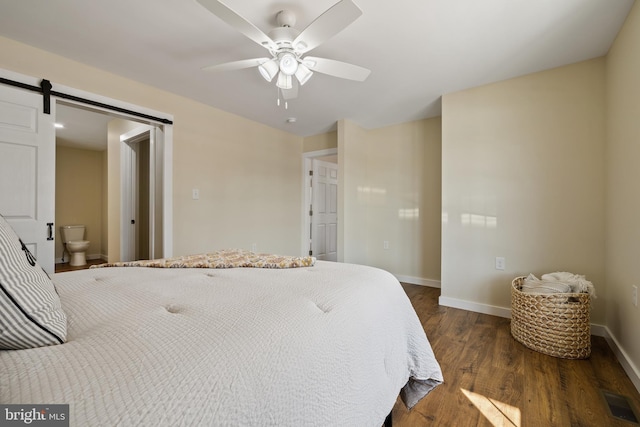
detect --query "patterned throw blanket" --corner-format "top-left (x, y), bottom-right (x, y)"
top-left (91, 249), bottom-right (315, 269)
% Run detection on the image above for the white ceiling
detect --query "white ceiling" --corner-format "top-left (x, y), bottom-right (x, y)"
top-left (55, 104), bottom-right (112, 150)
top-left (0, 0), bottom-right (635, 138)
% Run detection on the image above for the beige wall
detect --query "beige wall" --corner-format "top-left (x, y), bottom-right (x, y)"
top-left (338, 119), bottom-right (368, 265)
top-left (172, 108), bottom-right (302, 255)
top-left (441, 58), bottom-right (606, 322)
top-left (303, 131), bottom-right (337, 152)
top-left (55, 145), bottom-right (104, 261)
top-left (605, 0), bottom-right (640, 382)
top-left (0, 36), bottom-right (304, 261)
top-left (338, 117), bottom-right (442, 283)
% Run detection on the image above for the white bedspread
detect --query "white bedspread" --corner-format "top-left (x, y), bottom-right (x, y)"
top-left (1, 261), bottom-right (442, 426)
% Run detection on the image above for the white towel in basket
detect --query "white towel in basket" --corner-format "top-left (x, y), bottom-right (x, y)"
top-left (541, 272), bottom-right (596, 297)
top-left (522, 274), bottom-right (571, 294)
top-left (521, 272), bottom-right (596, 298)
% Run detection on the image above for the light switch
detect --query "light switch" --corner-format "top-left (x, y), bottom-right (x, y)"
top-left (192, 189), bottom-right (200, 200)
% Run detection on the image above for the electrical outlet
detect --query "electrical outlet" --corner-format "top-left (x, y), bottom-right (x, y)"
top-left (633, 285), bottom-right (638, 308)
top-left (251, 243), bottom-right (257, 252)
top-left (383, 241), bottom-right (389, 250)
top-left (495, 257), bottom-right (506, 271)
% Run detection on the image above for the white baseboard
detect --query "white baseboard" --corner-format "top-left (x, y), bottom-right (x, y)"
top-left (438, 296), bottom-right (512, 318)
top-left (602, 326), bottom-right (640, 394)
top-left (395, 275), bottom-right (441, 288)
top-left (438, 296), bottom-right (640, 394)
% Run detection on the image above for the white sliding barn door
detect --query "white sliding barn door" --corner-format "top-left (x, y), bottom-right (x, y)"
top-left (0, 85), bottom-right (55, 273)
top-left (311, 159), bottom-right (338, 261)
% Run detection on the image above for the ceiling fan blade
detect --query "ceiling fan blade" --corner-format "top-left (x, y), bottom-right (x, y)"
top-left (292, 0), bottom-right (362, 54)
top-left (304, 56), bottom-right (371, 81)
top-left (202, 58), bottom-right (270, 72)
top-left (281, 81), bottom-right (299, 100)
top-left (196, 0), bottom-right (278, 51)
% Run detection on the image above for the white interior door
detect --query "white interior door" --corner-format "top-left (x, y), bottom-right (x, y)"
top-left (0, 85), bottom-right (55, 273)
top-left (311, 159), bottom-right (338, 261)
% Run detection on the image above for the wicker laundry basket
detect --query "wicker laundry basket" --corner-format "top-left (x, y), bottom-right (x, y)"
top-left (511, 276), bottom-right (591, 359)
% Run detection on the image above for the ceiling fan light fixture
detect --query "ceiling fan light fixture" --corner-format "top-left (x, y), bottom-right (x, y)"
top-left (295, 64), bottom-right (313, 86)
top-left (258, 59), bottom-right (279, 82)
top-left (278, 52), bottom-right (298, 76)
top-left (276, 72), bottom-right (292, 90)
top-left (198, 0), bottom-right (369, 107)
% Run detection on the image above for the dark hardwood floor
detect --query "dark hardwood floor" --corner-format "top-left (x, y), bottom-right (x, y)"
top-left (54, 258), bottom-right (104, 273)
top-left (393, 283), bottom-right (640, 426)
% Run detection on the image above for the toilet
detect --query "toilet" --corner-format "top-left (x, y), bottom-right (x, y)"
top-left (60, 225), bottom-right (90, 266)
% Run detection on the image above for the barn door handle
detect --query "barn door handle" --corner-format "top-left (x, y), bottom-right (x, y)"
top-left (47, 222), bottom-right (54, 241)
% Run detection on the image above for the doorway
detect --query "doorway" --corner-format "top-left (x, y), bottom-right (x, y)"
top-left (120, 125), bottom-right (163, 262)
top-left (303, 149), bottom-right (338, 261)
top-left (55, 103), bottom-right (111, 266)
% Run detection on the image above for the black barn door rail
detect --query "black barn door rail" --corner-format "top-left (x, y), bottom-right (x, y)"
top-left (0, 77), bottom-right (173, 125)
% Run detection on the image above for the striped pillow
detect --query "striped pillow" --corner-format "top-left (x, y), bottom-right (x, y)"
top-left (0, 214), bottom-right (67, 349)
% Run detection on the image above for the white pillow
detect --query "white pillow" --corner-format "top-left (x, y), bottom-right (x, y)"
top-left (0, 214), bottom-right (67, 349)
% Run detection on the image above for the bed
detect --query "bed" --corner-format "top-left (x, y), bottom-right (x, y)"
top-left (0, 223), bottom-right (443, 427)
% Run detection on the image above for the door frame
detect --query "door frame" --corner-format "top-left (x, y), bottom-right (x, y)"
top-left (120, 124), bottom-right (165, 262)
top-left (121, 126), bottom-right (148, 261)
top-left (57, 105), bottom-right (173, 263)
top-left (301, 148), bottom-right (337, 257)
top-left (50, 83), bottom-right (173, 262)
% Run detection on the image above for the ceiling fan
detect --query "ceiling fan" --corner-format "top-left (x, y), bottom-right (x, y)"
top-left (196, 0), bottom-right (371, 101)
